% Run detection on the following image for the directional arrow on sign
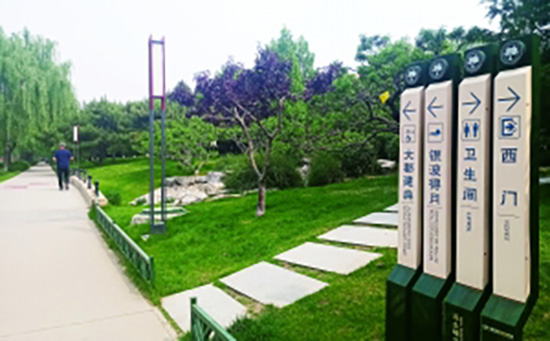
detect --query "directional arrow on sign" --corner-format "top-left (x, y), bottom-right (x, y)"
top-left (462, 91), bottom-right (481, 114)
top-left (402, 101), bottom-right (416, 121)
top-left (498, 86), bottom-right (521, 112)
top-left (427, 97), bottom-right (443, 118)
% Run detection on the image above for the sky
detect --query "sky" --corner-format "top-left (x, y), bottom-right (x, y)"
top-left (0, 0), bottom-right (498, 104)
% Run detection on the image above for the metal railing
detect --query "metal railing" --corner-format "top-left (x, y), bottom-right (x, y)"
top-left (94, 204), bottom-right (155, 285)
top-left (190, 297), bottom-right (236, 341)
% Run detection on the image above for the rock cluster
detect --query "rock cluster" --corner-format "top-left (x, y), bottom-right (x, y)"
top-left (130, 172), bottom-right (226, 206)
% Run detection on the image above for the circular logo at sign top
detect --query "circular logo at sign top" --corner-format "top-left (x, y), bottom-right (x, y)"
top-left (429, 58), bottom-right (448, 80)
top-left (500, 40), bottom-right (525, 66)
top-left (405, 65), bottom-right (421, 86)
top-left (464, 49), bottom-right (486, 74)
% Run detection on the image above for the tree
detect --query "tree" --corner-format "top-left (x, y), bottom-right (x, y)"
top-left (168, 80), bottom-right (195, 107)
top-left (79, 99), bottom-right (135, 163)
top-left (483, 0), bottom-right (550, 55)
top-left (482, 0), bottom-right (550, 164)
top-left (165, 116), bottom-right (218, 174)
top-left (268, 28), bottom-right (315, 94)
top-left (356, 36), bottom-right (429, 121)
top-left (193, 49), bottom-right (292, 216)
top-left (0, 28), bottom-right (77, 171)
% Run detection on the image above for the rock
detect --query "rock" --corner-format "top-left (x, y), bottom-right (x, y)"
top-left (131, 212), bottom-right (186, 225)
top-left (207, 172), bottom-right (224, 183)
top-left (377, 159), bottom-right (396, 170)
top-left (130, 172), bottom-right (228, 207)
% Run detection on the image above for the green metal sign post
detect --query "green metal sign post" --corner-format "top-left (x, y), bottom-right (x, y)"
top-left (386, 61), bottom-right (427, 341)
top-left (386, 35), bottom-right (540, 341)
top-left (443, 44), bottom-right (498, 341)
top-left (410, 54), bottom-right (460, 341)
top-left (480, 35), bottom-right (540, 341)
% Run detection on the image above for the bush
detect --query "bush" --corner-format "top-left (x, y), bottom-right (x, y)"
top-left (224, 159), bottom-right (258, 192)
top-left (9, 160), bottom-right (31, 172)
top-left (308, 152), bottom-right (344, 187)
top-left (104, 190), bottom-right (122, 206)
top-left (340, 146), bottom-right (382, 178)
top-left (224, 152), bottom-right (302, 192)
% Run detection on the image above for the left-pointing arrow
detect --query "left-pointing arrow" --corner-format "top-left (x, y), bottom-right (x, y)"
top-left (498, 86), bottom-right (521, 112)
top-left (427, 97), bottom-right (443, 118)
top-left (402, 101), bottom-right (416, 121)
top-left (462, 91), bottom-right (481, 114)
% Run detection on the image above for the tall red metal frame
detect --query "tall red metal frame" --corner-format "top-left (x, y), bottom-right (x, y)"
top-left (148, 36), bottom-right (167, 233)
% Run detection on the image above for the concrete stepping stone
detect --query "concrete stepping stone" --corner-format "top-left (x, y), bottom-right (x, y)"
top-left (319, 225), bottom-right (397, 248)
top-left (162, 284), bottom-right (246, 332)
top-left (274, 242), bottom-right (381, 275)
top-left (354, 212), bottom-right (398, 227)
top-left (220, 261), bottom-right (328, 308)
top-left (384, 203), bottom-right (399, 212)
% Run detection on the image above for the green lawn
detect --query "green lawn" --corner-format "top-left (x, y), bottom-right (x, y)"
top-left (86, 158), bottom-right (549, 340)
top-left (0, 171), bottom-right (18, 183)
top-left (86, 157), bottom-right (184, 204)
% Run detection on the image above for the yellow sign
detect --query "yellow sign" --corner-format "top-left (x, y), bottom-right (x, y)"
top-left (379, 91), bottom-right (390, 104)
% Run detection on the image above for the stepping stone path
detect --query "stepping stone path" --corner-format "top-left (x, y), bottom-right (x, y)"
top-left (275, 242), bottom-right (381, 275)
top-left (221, 262), bottom-right (328, 308)
top-left (162, 203), bottom-right (400, 333)
top-left (162, 284), bottom-right (246, 332)
top-left (384, 203), bottom-right (399, 212)
top-left (354, 211), bottom-right (398, 227)
top-left (319, 225), bottom-right (398, 248)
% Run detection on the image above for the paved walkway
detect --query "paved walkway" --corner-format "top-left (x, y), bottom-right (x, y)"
top-left (0, 164), bottom-right (175, 340)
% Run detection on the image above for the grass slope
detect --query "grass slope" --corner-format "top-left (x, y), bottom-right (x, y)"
top-left (120, 175), bottom-right (397, 297)
top-left (86, 159), bottom-right (549, 340)
top-left (86, 158), bottom-right (183, 204)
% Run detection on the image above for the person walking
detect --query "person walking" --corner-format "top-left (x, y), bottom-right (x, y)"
top-left (53, 142), bottom-right (73, 190)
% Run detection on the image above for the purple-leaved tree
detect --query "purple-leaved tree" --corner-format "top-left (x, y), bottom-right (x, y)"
top-left (193, 49), bottom-right (291, 216)
top-left (168, 81), bottom-right (195, 107)
top-left (192, 49), bottom-right (342, 216)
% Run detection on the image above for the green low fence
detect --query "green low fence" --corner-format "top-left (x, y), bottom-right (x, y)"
top-left (191, 297), bottom-right (236, 341)
top-left (94, 204), bottom-right (155, 285)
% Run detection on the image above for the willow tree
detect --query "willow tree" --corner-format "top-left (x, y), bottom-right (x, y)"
top-left (0, 28), bottom-right (77, 170)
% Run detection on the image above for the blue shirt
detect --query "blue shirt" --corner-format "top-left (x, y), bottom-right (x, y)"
top-left (54, 149), bottom-right (72, 169)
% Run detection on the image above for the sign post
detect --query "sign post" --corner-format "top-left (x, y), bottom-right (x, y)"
top-left (443, 44), bottom-right (497, 340)
top-left (386, 62), bottom-right (427, 341)
top-left (480, 35), bottom-right (540, 341)
top-left (411, 54), bottom-right (459, 340)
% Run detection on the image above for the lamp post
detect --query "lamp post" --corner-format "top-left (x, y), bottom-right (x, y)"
top-left (148, 36), bottom-right (167, 234)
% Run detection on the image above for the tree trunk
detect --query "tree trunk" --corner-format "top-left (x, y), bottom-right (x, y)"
top-left (256, 181), bottom-right (266, 217)
top-left (3, 144), bottom-right (10, 172)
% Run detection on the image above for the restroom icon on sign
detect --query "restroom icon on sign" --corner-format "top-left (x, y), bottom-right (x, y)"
top-left (462, 119), bottom-right (480, 141)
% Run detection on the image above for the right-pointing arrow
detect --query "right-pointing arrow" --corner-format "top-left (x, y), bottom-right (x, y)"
top-left (498, 86), bottom-right (521, 112)
top-left (462, 91), bottom-right (481, 114)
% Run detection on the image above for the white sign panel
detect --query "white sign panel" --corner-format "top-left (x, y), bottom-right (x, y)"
top-left (398, 87), bottom-right (424, 269)
top-left (423, 81), bottom-right (453, 279)
top-left (493, 66), bottom-right (532, 303)
top-left (73, 125), bottom-right (79, 143)
top-left (456, 74), bottom-right (491, 290)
